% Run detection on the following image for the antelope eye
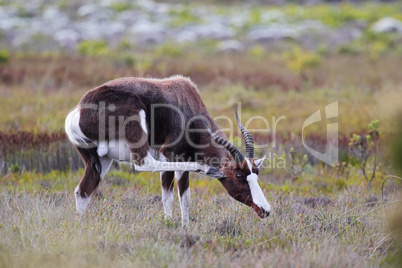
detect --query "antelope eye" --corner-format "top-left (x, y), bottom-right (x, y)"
top-left (235, 174), bottom-right (244, 180)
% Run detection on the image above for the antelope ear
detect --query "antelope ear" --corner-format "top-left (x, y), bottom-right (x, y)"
top-left (206, 167), bottom-right (225, 179)
top-left (254, 155), bottom-right (266, 168)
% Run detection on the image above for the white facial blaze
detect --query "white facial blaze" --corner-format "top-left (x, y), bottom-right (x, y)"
top-left (75, 186), bottom-right (91, 215)
top-left (245, 159), bottom-right (271, 213)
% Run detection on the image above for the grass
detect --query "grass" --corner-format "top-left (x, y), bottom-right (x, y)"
top-left (0, 177), bottom-right (400, 268)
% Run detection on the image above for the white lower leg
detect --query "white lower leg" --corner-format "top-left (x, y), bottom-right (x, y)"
top-left (75, 186), bottom-right (91, 215)
top-left (179, 187), bottom-right (190, 227)
top-left (162, 187), bottom-right (174, 218)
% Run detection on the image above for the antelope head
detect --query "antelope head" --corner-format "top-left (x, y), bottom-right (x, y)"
top-left (208, 110), bottom-right (271, 218)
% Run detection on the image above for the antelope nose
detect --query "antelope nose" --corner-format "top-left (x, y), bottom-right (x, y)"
top-left (261, 207), bottom-right (270, 218)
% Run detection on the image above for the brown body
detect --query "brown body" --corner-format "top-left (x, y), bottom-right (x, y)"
top-left (79, 76), bottom-right (229, 166)
top-left (66, 75), bottom-right (271, 226)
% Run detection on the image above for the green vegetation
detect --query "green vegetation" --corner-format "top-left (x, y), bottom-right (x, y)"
top-left (281, 3), bottom-right (402, 28)
top-left (109, 2), bottom-right (133, 13)
top-left (349, 120), bottom-right (382, 192)
top-left (169, 7), bottom-right (203, 27)
top-left (78, 40), bottom-right (110, 57)
top-left (283, 47), bottom-right (321, 74)
top-left (0, 49), bottom-right (10, 64)
top-left (2, 49), bottom-right (401, 134)
top-left (288, 147), bottom-right (308, 182)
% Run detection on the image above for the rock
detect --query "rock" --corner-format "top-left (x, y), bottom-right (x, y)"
top-left (77, 4), bottom-right (98, 17)
top-left (247, 20), bottom-right (324, 43)
top-left (329, 27), bottom-right (362, 46)
top-left (188, 23), bottom-right (236, 40)
top-left (174, 30), bottom-right (197, 43)
top-left (247, 24), bottom-right (299, 43)
top-left (53, 29), bottom-right (80, 49)
top-left (1, 1), bottom-right (396, 52)
top-left (129, 19), bottom-right (167, 44)
top-left (76, 21), bottom-right (105, 40)
top-left (116, 10), bottom-right (145, 25)
top-left (216, 40), bottom-right (245, 53)
top-left (42, 6), bottom-right (63, 20)
top-left (259, 10), bottom-right (284, 23)
top-left (371, 17), bottom-right (402, 33)
top-left (229, 10), bottom-right (249, 28)
top-left (136, 0), bottom-right (159, 12)
top-left (299, 24), bottom-right (362, 50)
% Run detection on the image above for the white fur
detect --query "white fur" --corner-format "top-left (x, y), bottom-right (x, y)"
top-left (75, 186), bottom-right (91, 215)
top-left (100, 157), bottom-right (113, 179)
top-left (146, 75), bottom-right (198, 92)
top-left (97, 140), bottom-right (109, 157)
top-left (139, 109), bottom-right (148, 134)
top-left (179, 187), bottom-right (190, 227)
top-left (254, 155), bottom-right (266, 168)
top-left (105, 140), bottom-right (132, 162)
top-left (93, 139), bottom-right (210, 173)
top-left (150, 148), bottom-right (167, 161)
top-left (245, 158), bottom-right (271, 213)
top-left (65, 107), bottom-right (90, 147)
top-left (161, 182), bottom-right (174, 218)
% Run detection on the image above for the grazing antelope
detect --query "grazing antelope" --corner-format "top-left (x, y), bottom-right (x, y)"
top-left (65, 75), bottom-right (271, 226)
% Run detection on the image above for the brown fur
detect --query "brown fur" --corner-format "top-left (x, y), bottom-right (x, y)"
top-left (72, 76), bottom-right (267, 218)
top-left (76, 147), bottom-right (101, 198)
top-left (161, 171), bottom-right (175, 193)
top-left (177, 171), bottom-right (190, 197)
top-left (218, 158), bottom-right (268, 217)
top-left (218, 160), bottom-right (259, 210)
top-left (78, 76), bottom-right (227, 165)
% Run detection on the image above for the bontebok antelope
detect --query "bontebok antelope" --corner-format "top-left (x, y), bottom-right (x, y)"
top-left (65, 76), bottom-right (271, 226)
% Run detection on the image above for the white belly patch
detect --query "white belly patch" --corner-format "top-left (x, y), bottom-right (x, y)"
top-left (99, 140), bottom-right (132, 162)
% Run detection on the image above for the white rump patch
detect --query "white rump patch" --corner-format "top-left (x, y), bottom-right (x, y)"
top-left (245, 159), bottom-right (271, 213)
top-left (139, 109), bottom-right (148, 134)
top-left (65, 107), bottom-right (90, 147)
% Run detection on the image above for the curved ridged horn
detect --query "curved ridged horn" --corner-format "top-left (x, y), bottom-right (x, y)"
top-left (207, 128), bottom-right (244, 163)
top-left (235, 109), bottom-right (254, 159)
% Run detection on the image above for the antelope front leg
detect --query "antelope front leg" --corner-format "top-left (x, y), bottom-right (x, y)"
top-left (175, 171), bottom-right (190, 228)
top-left (160, 171), bottom-right (174, 219)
